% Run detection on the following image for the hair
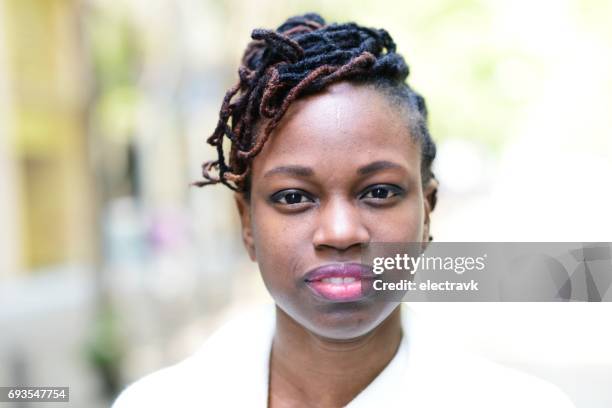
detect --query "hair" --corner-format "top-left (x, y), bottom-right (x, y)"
top-left (193, 13), bottom-right (437, 209)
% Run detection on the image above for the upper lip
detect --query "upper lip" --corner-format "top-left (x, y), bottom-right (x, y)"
top-left (303, 263), bottom-right (375, 282)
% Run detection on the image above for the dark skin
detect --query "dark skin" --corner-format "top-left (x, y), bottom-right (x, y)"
top-left (235, 82), bottom-right (438, 407)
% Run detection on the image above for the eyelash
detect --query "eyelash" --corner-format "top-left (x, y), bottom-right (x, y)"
top-left (270, 185), bottom-right (404, 207)
top-left (360, 185), bottom-right (404, 201)
top-left (270, 190), bottom-right (315, 206)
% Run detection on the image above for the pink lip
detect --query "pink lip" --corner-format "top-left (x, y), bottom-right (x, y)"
top-left (303, 263), bottom-right (375, 302)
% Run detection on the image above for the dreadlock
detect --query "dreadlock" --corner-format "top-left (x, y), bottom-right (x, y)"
top-left (193, 13), bottom-right (437, 209)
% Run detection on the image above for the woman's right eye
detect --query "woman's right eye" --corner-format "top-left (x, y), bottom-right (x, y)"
top-left (270, 190), bottom-right (314, 206)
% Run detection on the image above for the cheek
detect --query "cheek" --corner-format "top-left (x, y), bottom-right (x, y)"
top-left (367, 196), bottom-right (425, 242)
top-left (252, 206), bottom-right (311, 254)
top-left (250, 204), bottom-right (312, 290)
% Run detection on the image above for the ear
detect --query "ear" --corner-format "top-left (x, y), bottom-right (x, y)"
top-left (234, 193), bottom-right (257, 261)
top-left (421, 177), bottom-right (439, 245)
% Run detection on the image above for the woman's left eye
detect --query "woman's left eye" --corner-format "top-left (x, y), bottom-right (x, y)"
top-left (360, 185), bottom-right (403, 201)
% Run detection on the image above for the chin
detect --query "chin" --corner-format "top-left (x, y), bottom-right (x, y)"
top-left (292, 299), bottom-right (397, 341)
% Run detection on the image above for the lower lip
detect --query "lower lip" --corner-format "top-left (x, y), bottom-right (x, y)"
top-left (306, 278), bottom-right (371, 301)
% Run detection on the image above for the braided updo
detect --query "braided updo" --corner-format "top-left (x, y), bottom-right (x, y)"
top-left (194, 13), bottom-right (436, 208)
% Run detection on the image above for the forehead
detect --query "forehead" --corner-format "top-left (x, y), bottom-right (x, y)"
top-left (251, 82), bottom-right (421, 180)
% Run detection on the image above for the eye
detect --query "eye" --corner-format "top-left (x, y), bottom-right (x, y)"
top-left (360, 185), bottom-right (404, 201)
top-left (270, 189), bottom-right (315, 206)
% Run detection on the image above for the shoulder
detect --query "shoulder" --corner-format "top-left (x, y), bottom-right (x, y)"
top-left (405, 344), bottom-right (575, 407)
top-left (455, 354), bottom-right (575, 407)
top-left (400, 307), bottom-right (575, 407)
top-left (111, 358), bottom-right (199, 408)
top-left (112, 304), bottom-right (275, 408)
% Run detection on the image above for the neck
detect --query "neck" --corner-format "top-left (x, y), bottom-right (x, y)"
top-left (268, 305), bottom-right (403, 408)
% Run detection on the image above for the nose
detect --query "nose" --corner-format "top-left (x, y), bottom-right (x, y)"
top-left (312, 196), bottom-right (370, 252)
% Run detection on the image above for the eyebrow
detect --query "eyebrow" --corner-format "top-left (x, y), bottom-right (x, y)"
top-left (263, 160), bottom-right (405, 179)
top-left (263, 165), bottom-right (314, 179)
top-left (357, 160), bottom-right (405, 176)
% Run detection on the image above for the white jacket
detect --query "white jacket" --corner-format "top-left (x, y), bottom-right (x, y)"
top-left (113, 304), bottom-right (575, 407)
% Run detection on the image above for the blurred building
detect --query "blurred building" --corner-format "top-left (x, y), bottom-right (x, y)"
top-left (0, 0), bottom-right (93, 274)
top-left (0, 1), bottom-right (251, 406)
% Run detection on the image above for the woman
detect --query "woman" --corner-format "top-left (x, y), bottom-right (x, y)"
top-left (114, 13), bottom-right (574, 407)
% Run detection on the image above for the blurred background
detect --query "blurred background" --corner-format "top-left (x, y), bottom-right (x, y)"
top-left (0, 0), bottom-right (611, 406)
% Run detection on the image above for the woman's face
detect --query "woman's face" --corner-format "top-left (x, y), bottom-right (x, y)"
top-left (235, 82), bottom-right (437, 340)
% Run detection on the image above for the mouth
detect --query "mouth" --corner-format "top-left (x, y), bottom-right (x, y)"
top-left (303, 263), bottom-right (375, 302)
